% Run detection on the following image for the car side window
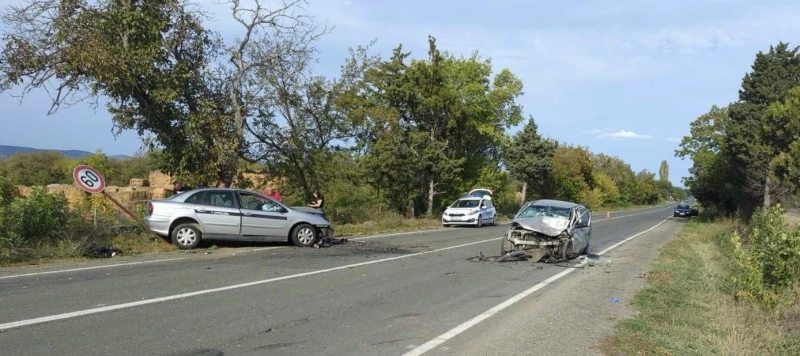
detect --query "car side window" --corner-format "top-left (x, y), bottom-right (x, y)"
top-left (239, 193), bottom-right (283, 213)
top-left (186, 191), bottom-right (235, 208)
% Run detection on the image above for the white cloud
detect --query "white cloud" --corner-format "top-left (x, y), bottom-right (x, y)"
top-left (590, 129), bottom-right (652, 140)
top-left (665, 137), bottom-right (682, 143)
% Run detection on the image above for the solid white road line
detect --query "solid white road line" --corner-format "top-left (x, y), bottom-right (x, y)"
top-left (0, 237), bottom-right (502, 332)
top-left (402, 216), bottom-right (673, 356)
top-left (0, 258), bottom-right (187, 280)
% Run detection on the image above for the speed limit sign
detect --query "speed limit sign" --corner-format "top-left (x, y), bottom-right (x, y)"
top-left (72, 165), bottom-right (106, 194)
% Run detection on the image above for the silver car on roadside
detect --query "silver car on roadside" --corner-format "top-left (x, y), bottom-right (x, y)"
top-left (144, 188), bottom-right (333, 249)
top-left (500, 199), bottom-right (592, 262)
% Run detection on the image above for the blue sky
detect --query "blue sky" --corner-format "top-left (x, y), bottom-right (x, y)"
top-left (2, 0), bottom-right (800, 187)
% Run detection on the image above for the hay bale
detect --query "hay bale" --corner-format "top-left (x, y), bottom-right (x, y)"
top-left (151, 187), bottom-right (169, 199)
top-left (16, 186), bottom-right (31, 198)
top-left (148, 171), bottom-right (172, 187)
top-left (129, 178), bottom-right (149, 187)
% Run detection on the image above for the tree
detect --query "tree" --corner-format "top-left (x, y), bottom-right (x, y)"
top-left (503, 117), bottom-right (556, 206)
top-left (659, 160), bottom-right (669, 182)
top-left (0, 0), bottom-right (327, 186)
top-left (676, 105), bottom-right (739, 215)
top-left (725, 42), bottom-right (800, 212)
top-left (0, 152), bottom-right (70, 186)
top-left (352, 36), bottom-right (524, 215)
top-left (546, 145), bottom-right (594, 204)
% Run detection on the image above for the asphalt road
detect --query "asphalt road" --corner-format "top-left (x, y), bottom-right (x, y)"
top-left (0, 204), bottom-right (678, 356)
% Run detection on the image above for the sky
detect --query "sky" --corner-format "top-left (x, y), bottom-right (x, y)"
top-left (3, 0), bottom-right (800, 187)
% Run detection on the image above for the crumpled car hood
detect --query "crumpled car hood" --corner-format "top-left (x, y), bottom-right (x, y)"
top-left (513, 216), bottom-right (570, 237)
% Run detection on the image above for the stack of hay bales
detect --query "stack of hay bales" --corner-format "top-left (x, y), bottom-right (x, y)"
top-left (148, 170), bottom-right (172, 188)
top-left (45, 184), bottom-right (88, 205)
top-left (129, 178), bottom-right (149, 187)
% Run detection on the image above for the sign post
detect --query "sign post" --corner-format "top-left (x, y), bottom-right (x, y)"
top-left (72, 165), bottom-right (161, 240)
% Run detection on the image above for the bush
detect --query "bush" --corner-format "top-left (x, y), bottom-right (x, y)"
top-left (1, 187), bottom-right (73, 246)
top-left (728, 204), bottom-right (800, 308)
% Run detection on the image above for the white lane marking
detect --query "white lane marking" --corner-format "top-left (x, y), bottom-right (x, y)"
top-left (402, 216), bottom-right (672, 356)
top-left (0, 237), bottom-right (502, 332)
top-left (0, 258), bottom-right (187, 280)
top-left (594, 205), bottom-right (673, 222)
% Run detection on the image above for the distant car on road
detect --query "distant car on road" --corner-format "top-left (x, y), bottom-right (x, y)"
top-left (673, 204), bottom-right (695, 218)
top-left (144, 188), bottom-right (333, 249)
top-left (501, 199), bottom-right (592, 261)
top-left (442, 196), bottom-right (497, 227)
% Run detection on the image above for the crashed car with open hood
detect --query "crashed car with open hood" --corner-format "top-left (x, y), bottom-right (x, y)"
top-left (500, 199), bottom-right (592, 262)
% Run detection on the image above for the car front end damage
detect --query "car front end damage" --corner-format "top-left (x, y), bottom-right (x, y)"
top-left (502, 216), bottom-right (576, 262)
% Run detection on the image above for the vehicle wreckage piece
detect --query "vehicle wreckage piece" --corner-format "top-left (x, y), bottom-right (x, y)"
top-left (501, 215), bottom-right (577, 262)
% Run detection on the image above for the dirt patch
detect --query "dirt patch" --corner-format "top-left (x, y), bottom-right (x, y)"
top-left (643, 271), bottom-right (675, 284)
top-left (324, 240), bottom-right (426, 256)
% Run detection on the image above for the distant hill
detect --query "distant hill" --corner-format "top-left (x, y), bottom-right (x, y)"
top-left (0, 145), bottom-right (131, 159)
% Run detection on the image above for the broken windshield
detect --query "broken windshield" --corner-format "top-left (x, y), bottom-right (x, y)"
top-left (518, 205), bottom-right (571, 219)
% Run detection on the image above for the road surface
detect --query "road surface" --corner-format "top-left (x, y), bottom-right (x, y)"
top-left (0, 204), bottom-right (680, 356)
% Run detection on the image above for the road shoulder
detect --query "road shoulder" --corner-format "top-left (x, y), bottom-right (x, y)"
top-left (426, 218), bottom-right (685, 356)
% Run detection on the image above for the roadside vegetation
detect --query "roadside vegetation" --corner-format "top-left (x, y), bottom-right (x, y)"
top-left (0, 0), bottom-right (686, 265)
top-left (603, 42), bottom-right (800, 354)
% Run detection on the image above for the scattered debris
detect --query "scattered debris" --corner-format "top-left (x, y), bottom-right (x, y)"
top-left (81, 242), bottom-right (122, 258)
top-left (582, 254), bottom-right (612, 266)
top-left (467, 250), bottom-right (530, 262)
top-left (610, 297), bottom-right (620, 303)
top-left (445, 271), bottom-right (457, 276)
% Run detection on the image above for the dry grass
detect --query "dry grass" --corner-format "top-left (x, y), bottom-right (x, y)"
top-left (600, 219), bottom-right (800, 355)
top-left (1, 233), bottom-right (175, 267)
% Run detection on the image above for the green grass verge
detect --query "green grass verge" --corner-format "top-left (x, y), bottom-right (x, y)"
top-left (599, 218), bottom-right (800, 355)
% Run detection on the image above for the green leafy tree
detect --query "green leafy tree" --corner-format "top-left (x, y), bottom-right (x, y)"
top-left (503, 117), bottom-right (556, 205)
top-left (1, 152), bottom-right (70, 186)
top-left (658, 160), bottom-right (669, 182)
top-left (546, 145), bottom-right (594, 203)
top-left (724, 42), bottom-right (800, 212)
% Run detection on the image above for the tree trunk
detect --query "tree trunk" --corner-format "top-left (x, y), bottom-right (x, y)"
top-left (520, 181), bottom-right (528, 207)
top-left (427, 179), bottom-right (435, 216)
top-left (763, 174), bottom-right (771, 208)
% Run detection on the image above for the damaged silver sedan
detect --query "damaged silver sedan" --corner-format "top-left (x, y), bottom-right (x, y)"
top-left (500, 199), bottom-right (592, 262)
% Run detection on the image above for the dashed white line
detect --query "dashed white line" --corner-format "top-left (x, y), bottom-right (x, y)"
top-left (0, 237), bottom-right (502, 332)
top-left (0, 258), bottom-right (187, 280)
top-left (402, 216), bottom-right (672, 356)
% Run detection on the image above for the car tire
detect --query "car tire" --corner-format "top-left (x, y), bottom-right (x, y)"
top-left (171, 223), bottom-right (202, 250)
top-left (491, 215), bottom-right (497, 226)
top-left (291, 223), bottom-right (318, 247)
top-left (476, 215), bottom-right (483, 228)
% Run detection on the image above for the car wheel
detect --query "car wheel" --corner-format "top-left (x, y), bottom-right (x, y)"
top-left (171, 223), bottom-right (202, 250)
top-left (291, 223), bottom-right (318, 247)
top-left (476, 215), bottom-right (483, 228)
top-left (491, 215), bottom-right (497, 226)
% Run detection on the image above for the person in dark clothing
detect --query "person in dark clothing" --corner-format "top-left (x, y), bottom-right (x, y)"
top-left (308, 189), bottom-right (324, 210)
top-left (308, 190), bottom-right (329, 248)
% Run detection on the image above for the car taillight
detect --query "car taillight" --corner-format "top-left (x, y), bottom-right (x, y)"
top-left (147, 202), bottom-right (154, 216)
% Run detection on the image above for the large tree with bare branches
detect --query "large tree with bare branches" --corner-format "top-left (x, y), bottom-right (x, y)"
top-left (0, 0), bottom-right (327, 186)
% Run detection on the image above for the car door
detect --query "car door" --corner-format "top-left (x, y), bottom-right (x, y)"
top-left (484, 200), bottom-right (496, 221)
top-left (237, 191), bottom-right (289, 239)
top-left (184, 190), bottom-right (242, 239)
top-left (572, 207), bottom-right (592, 254)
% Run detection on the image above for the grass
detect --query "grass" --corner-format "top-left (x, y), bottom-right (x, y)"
top-left (0, 232), bottom-right (175, 267)
top-left (599, 218), bottom-right (800, 355)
